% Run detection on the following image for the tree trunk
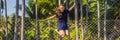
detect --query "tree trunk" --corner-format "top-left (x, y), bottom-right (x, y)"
top-left (66, 0), bottom-right (70, 40)
top-left (74, 0), bottom-right (79, 40)
top-left (4, 0), bottom-right (8, 40)
top-left (14, 0), bottom-right (19, 40)
top-left (85, 0), bottom-right (88, 40)
top-left (118, 1), bottom-right (120, 16)
top-left (58, 0), bottom-right (61, 5)
top-left (97, 0), bottom-right (100, 40)
top-left (119, 8), bottom-right (120, 16)
top-left (35, 0), bottom-right (39, 40)
top-left (0, 0), bottom-right (1, 22)
top-left (118, 5), bottom-right (120, 16)
top-left (104, 0), bottom-right (107, 40)
top-left (21, 0), bottom-right (25, 40)
top-left (0, 0), bottom-right (3, 22)
top-left (80, 0), bottom-right (84, 40)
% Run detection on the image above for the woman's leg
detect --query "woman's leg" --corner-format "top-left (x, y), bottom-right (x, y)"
top-left (65, 30), bottom-right (69, 36)
top-left (58, 30), bottom-right (65, 37)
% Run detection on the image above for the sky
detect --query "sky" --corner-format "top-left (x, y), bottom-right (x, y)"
top-left (6, 0), bottom-right (28, 16)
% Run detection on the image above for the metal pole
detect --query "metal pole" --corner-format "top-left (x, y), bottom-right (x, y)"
top-left (86, 0), bottom-right (89, 40)
top-left (74, 0), bottom-right (78, 40)
top-left (80, 0), bottom-right (84, 40)
top-left (4, 0), bottom-right (8, 40)
top-left (21, 0), bottom-right (25, 40)
top-left (14, 0), bottom-right (19, 40)
top-left (35, 0), bottom-right (39, 40)
top-left (97, 0), bottom-right (100, 40)
top-left (104, 0), bottom-right (107, 40)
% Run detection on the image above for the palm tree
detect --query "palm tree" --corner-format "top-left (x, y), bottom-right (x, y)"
top-left (85, 0), bottom-right (89, 40)
top-left (118, 0), bottom-right (120, 17)
top-left (104, 0), bottom-right (107, 40)
top-left (0, 0), bottom-right (4, 25)
top-left (0, 0), bottom-right (4, 11)
top-left (119, 8), bottom-right (120, 16)
top-left (58, 0), bottom-right (61, 5)
top-left (35, 0), bottom-right (39, 40)
top-left (4, 0), bottom-right (8, 40)
top-left (74, 0), bottom-right (78, 40)
top-left (66, 0), bottom-right (70, 40)
top-left (21, 0), bottom-right (25, 40)
top-left (97, 0), bottom-right (100, 40)
top-left (0, 0), bottom-right (2, 22)
top-left (80, 0), bottom-right (84, 40)
top-left (14, 0), bottom-right (19, 40)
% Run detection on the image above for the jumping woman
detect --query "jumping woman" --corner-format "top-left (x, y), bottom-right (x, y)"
top-left (43, 4), bottom-right (75, 38)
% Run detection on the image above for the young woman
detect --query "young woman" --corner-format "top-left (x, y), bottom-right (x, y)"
top-left (43, 4), bottom-right (75, 37)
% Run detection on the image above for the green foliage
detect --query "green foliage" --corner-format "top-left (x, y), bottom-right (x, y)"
top-left (26, 0), bottom-right (58, 19)
top-left (0, 0), bottom-right (120, 40)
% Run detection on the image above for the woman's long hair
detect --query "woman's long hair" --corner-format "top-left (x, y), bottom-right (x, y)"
top-left (53, 4), bottom-right (64, 17)
top-left (53, 7), bottom-right (62, 17)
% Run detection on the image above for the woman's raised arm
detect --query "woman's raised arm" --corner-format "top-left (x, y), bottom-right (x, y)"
top-left (69, 3), bottom-right (75, 11)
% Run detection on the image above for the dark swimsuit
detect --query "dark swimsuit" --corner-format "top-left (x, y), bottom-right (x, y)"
top-left (56, 9), bottom-right (69, 31)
